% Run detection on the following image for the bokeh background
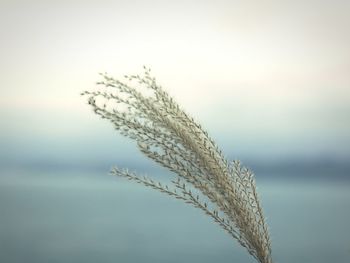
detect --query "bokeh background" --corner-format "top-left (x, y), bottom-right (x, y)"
top-left (1, 1), bottom-right (349, 263)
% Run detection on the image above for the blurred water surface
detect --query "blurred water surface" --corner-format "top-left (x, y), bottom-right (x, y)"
top-left (0, 169), bottom-right (349, 263)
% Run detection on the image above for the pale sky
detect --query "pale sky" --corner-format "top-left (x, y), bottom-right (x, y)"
top-left (1, 0), bottom-right (349, 163)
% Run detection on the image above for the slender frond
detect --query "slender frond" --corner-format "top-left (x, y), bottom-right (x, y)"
top-left (82, 67), bottom-right (272, 263)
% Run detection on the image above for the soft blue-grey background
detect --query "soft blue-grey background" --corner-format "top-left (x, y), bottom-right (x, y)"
top-left (1, 1), bottom-right (350, 263)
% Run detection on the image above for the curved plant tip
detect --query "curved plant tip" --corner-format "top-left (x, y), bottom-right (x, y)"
top-left (82, 66), bottom-right (273, 263)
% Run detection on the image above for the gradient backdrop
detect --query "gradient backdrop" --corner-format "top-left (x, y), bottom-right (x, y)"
top-left (1, 1), bottom-right (350, 263)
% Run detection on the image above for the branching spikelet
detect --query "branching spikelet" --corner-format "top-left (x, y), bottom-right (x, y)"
top-left (82, 66), bottom-right (272, 263)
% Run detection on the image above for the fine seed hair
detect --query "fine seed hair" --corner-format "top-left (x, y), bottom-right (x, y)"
top-left (82, 66), bottom-right (273, 263)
